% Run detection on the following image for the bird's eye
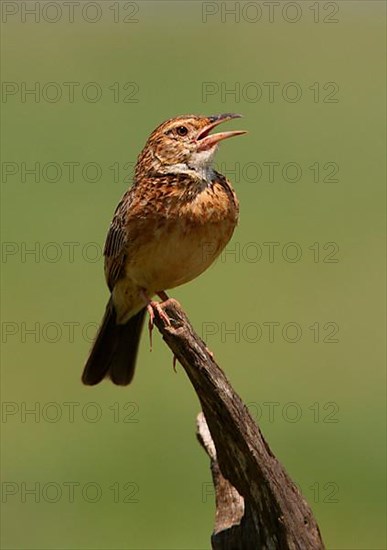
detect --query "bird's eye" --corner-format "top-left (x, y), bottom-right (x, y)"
top-left (176, 126), bottom-right (188, 136)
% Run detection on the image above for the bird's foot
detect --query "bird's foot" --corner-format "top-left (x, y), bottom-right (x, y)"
top-left (141, 290), bottom-right (171, 351)
top-left (149, 300), bottom-right (171, 327)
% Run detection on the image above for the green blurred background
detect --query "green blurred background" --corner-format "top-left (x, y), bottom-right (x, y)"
top-left (1, 1), bottom-right (385, 548)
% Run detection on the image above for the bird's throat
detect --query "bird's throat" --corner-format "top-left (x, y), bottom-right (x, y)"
top-left (164, 146), bottom-right (217, 183)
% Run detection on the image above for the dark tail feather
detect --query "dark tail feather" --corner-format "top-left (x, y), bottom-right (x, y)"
top-left (82, 301), bottom-right (146, 386)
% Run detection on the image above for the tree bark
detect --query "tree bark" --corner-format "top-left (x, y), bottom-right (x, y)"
top-left (153, 299), bottom-right (325, 550)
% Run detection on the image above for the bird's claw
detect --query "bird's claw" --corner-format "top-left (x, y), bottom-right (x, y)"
top-left (146, 300), bottom-right (171, 352)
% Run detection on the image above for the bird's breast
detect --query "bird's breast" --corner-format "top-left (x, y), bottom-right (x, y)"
top-left (125, 177), bottom-right (238, 292)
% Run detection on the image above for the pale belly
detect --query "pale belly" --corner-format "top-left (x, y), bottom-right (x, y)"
top-left (127, 217), bottom-right (235, 291)
top-left (112, 217), bottom-right (236, 323)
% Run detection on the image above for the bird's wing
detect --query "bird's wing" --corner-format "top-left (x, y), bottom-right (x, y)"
top-left (104, 191), bottom-right (132, 291)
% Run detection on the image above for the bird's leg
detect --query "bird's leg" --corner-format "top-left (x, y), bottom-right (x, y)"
top-left (157, 291), bottom-right (181, 373)
top-left (157, 290), bottom-right (169, 302)
top-left (150, 291), bottom-right (171, 326)
top-left (146, 302), bottom-right (155, 352)
top-left (140, 289), bottom-right (171, 352)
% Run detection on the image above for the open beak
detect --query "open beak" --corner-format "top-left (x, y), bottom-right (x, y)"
top-left (196, 113), bottom-right (247, 151)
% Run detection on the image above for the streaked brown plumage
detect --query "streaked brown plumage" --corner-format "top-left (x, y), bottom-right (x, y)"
top-left (82, 113), bottom-right (246, 385)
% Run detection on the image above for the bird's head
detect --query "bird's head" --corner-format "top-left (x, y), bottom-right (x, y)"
top-left (136, 113), bottom-right (246, 181)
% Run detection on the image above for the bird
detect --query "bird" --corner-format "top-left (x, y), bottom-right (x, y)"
top-left (82, 113), bottom-right (247, 386)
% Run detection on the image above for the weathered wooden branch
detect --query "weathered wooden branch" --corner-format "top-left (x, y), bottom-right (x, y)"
top-left (153, 299), bottom-right (325, 550)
